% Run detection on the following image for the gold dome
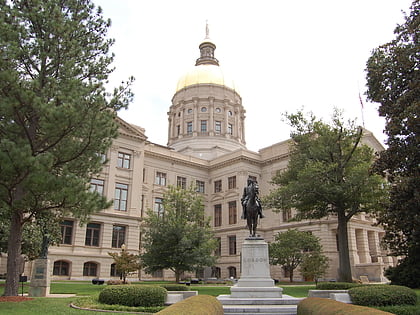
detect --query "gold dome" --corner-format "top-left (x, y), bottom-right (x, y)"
top-left (175, 64), bottom-right (238, 93)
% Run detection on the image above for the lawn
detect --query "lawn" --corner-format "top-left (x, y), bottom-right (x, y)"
top-left (0, 281), bottom-right (418, 315)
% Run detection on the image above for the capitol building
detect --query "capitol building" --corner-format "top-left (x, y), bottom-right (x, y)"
top-left (2, 31), bottom-right (396, 283)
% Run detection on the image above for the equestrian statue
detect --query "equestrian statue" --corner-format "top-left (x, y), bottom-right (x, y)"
top-left (241, 177), bottom-right (264, 237)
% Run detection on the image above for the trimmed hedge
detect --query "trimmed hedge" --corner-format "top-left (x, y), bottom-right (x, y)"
top-left (297, 297), bottom-right (393, 315)
top-left (98, 285), bottom-right (166, 307)
top-left (156, 295), bottom-right (223, 315)
top-left (349, 285), bottom-right (417, 307)
top-left (377, 305), bottom-right (420, 315)
top-left (316, 282), bottom-right (362, 290)
top-left (160, 284), bottom-right (190, 291)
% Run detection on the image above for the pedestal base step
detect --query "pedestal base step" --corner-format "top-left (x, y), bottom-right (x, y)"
top-left (218, 294), bottom-right (303, 305)
top-left (222, 304), bottom-right (298, 315)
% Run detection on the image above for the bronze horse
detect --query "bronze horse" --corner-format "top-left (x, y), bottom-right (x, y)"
top-left (246, 182), bottom-right (259, 237)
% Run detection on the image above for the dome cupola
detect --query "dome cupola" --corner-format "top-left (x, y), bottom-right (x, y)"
top-left (167, 24), bottom-right (246, 160)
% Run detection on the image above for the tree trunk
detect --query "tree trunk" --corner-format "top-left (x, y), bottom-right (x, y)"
top-left (337, 210), bottom-right (352, 282)
top-left (289, 268), bottom-right (294, 283)
top-left (4, 209), bottom-right (24, 296)
top-left (175, 270), bottom-right (180, 283)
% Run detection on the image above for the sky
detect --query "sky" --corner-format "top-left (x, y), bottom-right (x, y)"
top-left (93, 0), bottom-right (412, 152)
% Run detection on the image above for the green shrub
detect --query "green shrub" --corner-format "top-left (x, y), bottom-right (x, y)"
top-left (385, 253), bottom-right (420, 289)
top-left (156, 295), bottom-right (223, 315)
top-left (297, 297), bottom-right (393, 315)
top-left (106, 279), bottom-right (126, 285)
top-left (316, 281), bottom-right (362, 290)
top-left (98, 285), bottom-right (166, 307)
top-left (349, 285), bottom-right (417, 307)
top-left (377, 305), bottom-right (420, 315)
top-left (160, 284), bottom-right (190, 291)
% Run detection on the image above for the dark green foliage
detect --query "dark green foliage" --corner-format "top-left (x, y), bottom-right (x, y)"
top-left (264, 109), bottom-right (388, 282)
top-left (377, 305), bottom-right (420, 315)
top-left (366, 0), bottom-right (420, 287)
top-left (156, 295), bottom-right (224, 315)
top-left (0, 0), bottom-right (133, 296)
top-left (297, 297), bottom-right (393, 315)
top-left (385, 249), bottom-right (420, 289)
top-left (160, 284), bottom-right (190, 291)
top-left (98, 285), bottom-right (166, 307)
top-left (316, 282), bottom-right (362, 290)
top-left (349, 285), bottom-right (417, 306)
top-left (141, 185), bottom-right (217, 283)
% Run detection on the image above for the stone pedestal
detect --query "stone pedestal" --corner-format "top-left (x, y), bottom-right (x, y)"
top-left (218, 238), bottom-right (302, 314)
top-left (230, 237), bottom-right (282, 298)
top-left (29, 259), bottom-right (51, 297)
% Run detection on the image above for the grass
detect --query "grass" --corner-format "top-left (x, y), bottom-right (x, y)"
top-left (0, 281), bottom-right (418, 315)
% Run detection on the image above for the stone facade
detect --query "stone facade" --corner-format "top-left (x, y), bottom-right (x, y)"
top-left (0, 32), bottom-right (395, 283)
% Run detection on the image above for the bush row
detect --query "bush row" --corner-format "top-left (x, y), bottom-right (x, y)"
top-left (348, 285), bottom-right (417, 307)
top-left (297, 297), bottom-right (393, 315)
top-left (316, 281), bottom-right (363, 290)
top-left (160, 284), bottom-right (190, 291)
top-left (98, 285), bottom-right (166, 307)
top-left (156, 295), bottom-right (223, 315)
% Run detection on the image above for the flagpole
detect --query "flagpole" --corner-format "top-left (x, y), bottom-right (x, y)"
top-left (359, 92), bottom-right (366, 128)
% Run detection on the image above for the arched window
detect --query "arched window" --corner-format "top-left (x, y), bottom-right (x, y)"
top-left (110, 263), bottom-right (121, 278)
top-left (228, 266), bottom-right (237, 279)
top-left (83, 262), bottom-right (98, 277)
top-left (211, 267), bottom-right (221, 279)
top-left (53, 260), bottom-right (70, 276)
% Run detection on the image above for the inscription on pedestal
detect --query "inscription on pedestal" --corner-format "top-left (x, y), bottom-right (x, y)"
top-left (29, 259), bottom-right (51, 297)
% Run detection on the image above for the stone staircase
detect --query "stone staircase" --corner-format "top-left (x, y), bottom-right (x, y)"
top-left (218, 294), bottom-right (303, 315)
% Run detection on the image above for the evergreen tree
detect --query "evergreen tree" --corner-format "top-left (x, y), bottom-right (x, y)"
top-left (264, 110), bottom-right (388, 282)
top-left (141, 185), bottom-right (217, 283)
top-left (366, 0), bottom-right (420, 288)
top-left (0, 0), bottom-right (133, 296)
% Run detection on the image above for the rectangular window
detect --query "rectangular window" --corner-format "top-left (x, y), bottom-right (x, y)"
top-left (229, 201), bottom-right (237, 224)
top-left (60, 220), bottom-right (74, 245)
top-left (201, 120), bottom-right (207, 132)
top-left (214, 179), bottom-right (222, 193)
top-left (90, 179), bottom-right (104, 195)
top-left (152, 269), bottom-right (163, 278)
top-left (177, 176), bottom-right (187, 189)
top-left (215, 121), bottom-right (221, 134)
top-left (112, 225), bottom-right (126, 248)
top-left (282, 209), bottom-right (291, 222)
top-left (214, 204), bottom-right (222, 227)
top-left (228, 176), bottom-right (236, 189)
top-left (228, 235), bottom-right (237, 255)
top-left (187, 121), bottom-right (193, 134)
top-left (114, 183), bottom-right (128, 211)
top-left (85, 223), bottom-right (101, 247)
top-left (155, 172), bottom-right (167, 186)
top-left (154, 197), bottom-right (164, 217)
top-left (196, 180), bottom-right (205, 193)
top-left (117, 152), bottom-right (131, 169)
top-left (177, 125), bottom-right (180, 136)
top-left (228, 123), bottom-right (233, 135)
top-left (215, 237), bottom-right (221, 256)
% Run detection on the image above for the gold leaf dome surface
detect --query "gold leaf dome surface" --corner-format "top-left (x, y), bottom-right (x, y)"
top-left (175, 64), bottom-right (237, 93)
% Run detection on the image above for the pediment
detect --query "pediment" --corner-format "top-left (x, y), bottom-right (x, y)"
top-left (116, 116), bottom-right (147, 141)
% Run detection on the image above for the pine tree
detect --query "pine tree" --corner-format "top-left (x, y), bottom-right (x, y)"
top-left (0, 0), bottom-right (133, 295)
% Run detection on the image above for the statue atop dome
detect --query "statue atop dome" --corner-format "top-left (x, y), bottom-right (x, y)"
top-left (196, 22), bottom-right (219, 66)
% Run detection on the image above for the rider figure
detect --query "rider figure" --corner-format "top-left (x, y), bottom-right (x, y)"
top-left (241, 177), bottom-right (264, 219)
